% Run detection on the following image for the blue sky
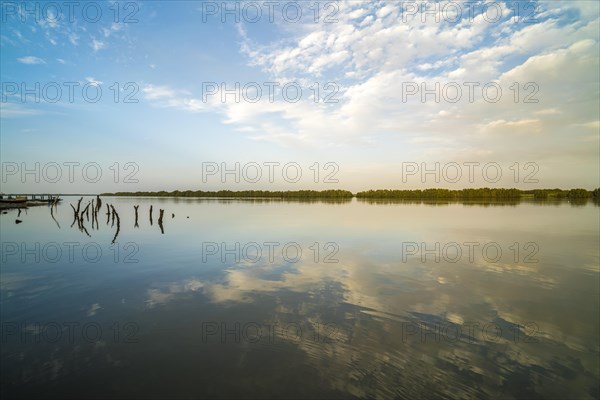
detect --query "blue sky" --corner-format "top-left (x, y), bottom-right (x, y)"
top-left (1, 1), bottom-right (599, 193)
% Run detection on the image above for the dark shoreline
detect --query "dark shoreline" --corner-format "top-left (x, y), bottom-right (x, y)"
top-left (99, 188), bottom-right (600, 200)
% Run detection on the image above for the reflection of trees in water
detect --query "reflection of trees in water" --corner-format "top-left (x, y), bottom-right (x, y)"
top-left (568, 198), bottom-right (589, 207)
top-left (357, 188), bottom-right (599, 202)
top-left (122, 197), bottom-right (353, 205)
top-left (357, 198), bottom-right (598, 207)
top-left (357, 199), bottom-right (521, 207)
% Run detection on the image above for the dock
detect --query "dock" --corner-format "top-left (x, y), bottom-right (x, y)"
top-left (0, 194), bottom-right (62, 209)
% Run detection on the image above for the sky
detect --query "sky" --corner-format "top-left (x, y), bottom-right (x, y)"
top-left (0, 0), bottom-right (599, 193)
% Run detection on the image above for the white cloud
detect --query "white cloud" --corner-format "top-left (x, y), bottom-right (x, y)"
top-left (482, 119), bottom-right (543, 135)
top-left (222, 1), bottom-right (599, 157)
top-left (17, 56), bottom-right (46, 64)
top-left (0, 103), bottom-right (46, 117)
top-left (102, 23), bottom-right (123, 38)
top-left (85, 77), bottom-right (103, 86)
top-left (135, 2), bottom-right (598, 187)
top-left (535, 108), bottom-right (561, 116)
top-left (143, 84), bottom-right (216, 113)
top-left (576, 121), bottom-right (600, 130)
top-left (91, 38), bottom-right (105, 51)
top-left (143, 84), bottom-right (178, 100)
top-left (68, 32), bottom-right (79, 45)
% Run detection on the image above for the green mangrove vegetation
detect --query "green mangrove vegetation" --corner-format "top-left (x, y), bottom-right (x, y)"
top-left (524, 188), bottom-right (598, 199)
top-left (102, 188), bottom-right (600, 200)
top-left (102, 189), bottom-right (354, 198)
top-left (356, 188), bottom-right (599, 200)
top-left (356, 188), bottom-right (522, 199)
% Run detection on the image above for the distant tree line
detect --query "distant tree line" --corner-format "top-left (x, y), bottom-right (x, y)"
top-left (356, 188), bottom-right (523, 199)
top-left (356, 188), bottom-right (599, 200)
top-left (102, 188), bottom-right (599, 199)
top-left (102, 190), bottom-right (354, 198)
top-left (520, 189), bottom-right (598, 199)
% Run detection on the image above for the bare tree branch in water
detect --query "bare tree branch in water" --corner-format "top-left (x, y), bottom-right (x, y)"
top-left (70, 203), bottom-right (78, 227)
top-left (91, 200), bottom-right (95, 229)
top-left (158, 209), bottom-right (164, 234)
top-left (50, 204), bottom-right (60, 229)
top-left (76, 197), bottom-right (83, 215)
top-left (81, 202), bottom-right (90, 223)
top-left (111, 205), bottom-right (121, 244)
top-left (76, 205), bottom-right (90, 237)
top-left (93, 206), bottom-right (99, 229)
top-left (80, 221), bottom-right (91, 237)
top-left (78, 209), bottom-right (84, 231)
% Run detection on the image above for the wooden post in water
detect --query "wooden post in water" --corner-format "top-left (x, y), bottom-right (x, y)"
top-left (149, 205), bottom-right (153, 225)
top-left (134, 205), bottom-right (139, 228)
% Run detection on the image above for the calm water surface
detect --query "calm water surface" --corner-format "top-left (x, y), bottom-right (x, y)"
top-left (1, 197), bottom-right (599, 399)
